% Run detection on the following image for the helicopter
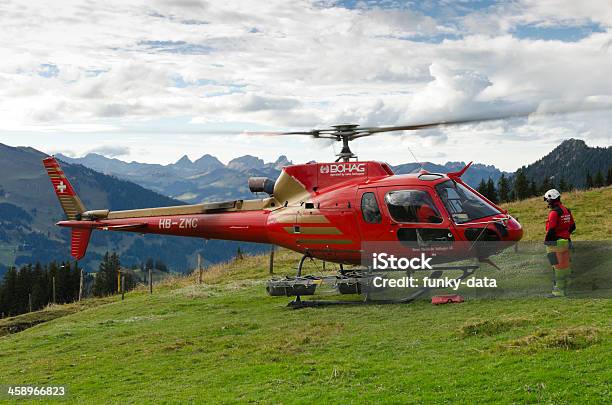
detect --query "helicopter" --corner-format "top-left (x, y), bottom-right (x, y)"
top-left (43, 117), bottom-right (525, 307)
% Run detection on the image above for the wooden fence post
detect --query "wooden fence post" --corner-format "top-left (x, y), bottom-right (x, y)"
top-left (269, 248), bottom-right (274, 275)
top-left (78, 269), bottom-right (84, 301)
top-left (52, 276), bottom-right (56, 304)
top-left (198, 253), bottom-right (203, 284)
top-left (28, 293), bottom-right (32, 313)
top-left (149, 268), bottom-right (153, 294)
top-left (121, 274), bottom-right (125, 301)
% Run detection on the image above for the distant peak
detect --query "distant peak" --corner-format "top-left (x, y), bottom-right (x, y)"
top-left (193, 154), bottom-right (223, 170)
top-left (175, 155), bottom-right (192, 165)
top-left (228, 155), bottom-right (265, 171)
top-left (272, 155), bottom-right (292, 169)
top-left (558, 138), bottom-right (587, 147)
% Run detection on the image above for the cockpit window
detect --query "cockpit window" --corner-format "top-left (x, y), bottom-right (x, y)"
top-left (361, 192), bottom-right (382, 224)
top-left (435, 180), bottom-right (500, 224)
top-left (384, 190), bottom-right (442, 224)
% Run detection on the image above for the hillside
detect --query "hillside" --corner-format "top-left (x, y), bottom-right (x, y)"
top-left (0, 189), bottom-right (610, 403)
top-left (0, 143), bottom-right (267, 273)
top-left (520, 139), bottom-right (611, 188)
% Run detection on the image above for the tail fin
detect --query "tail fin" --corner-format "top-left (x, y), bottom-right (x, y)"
top-left (42, 156), bottom-right (86, 220)
top-left (71, 228), bottom-right (92, 260)
top-left (43, 156), bottom-right (91, 260)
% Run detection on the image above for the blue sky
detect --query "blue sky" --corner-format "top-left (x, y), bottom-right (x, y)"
top-left (0, 0), bottom-right (610, 170)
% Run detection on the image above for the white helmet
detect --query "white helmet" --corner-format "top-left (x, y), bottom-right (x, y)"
top-left (543, 189), bottom-right (561, 202)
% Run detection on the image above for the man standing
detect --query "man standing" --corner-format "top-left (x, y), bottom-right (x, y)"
top-left (543, 189), bottom-right (576, 297)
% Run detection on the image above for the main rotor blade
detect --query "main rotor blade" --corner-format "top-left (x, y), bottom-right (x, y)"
top-left (359, 101), bottom-right (612, 135)
top-left (189, 98), bottom-right (611, 138)
top-left (360, 111), bottom-right (533, 134)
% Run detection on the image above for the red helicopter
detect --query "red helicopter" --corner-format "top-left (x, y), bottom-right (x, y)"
top-left (44, 121), bottom-right (523, 306)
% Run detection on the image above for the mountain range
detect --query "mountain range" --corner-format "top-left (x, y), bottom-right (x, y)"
top-left (0, 144), bottom-right (267, 276)
top-left (56, 153), bottom-right (507, 203)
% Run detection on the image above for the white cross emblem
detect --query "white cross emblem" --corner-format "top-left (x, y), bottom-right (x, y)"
top-left (56, 181), bottom-right (67, 193)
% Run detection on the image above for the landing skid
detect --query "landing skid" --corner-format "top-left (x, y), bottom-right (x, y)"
top-left (267, 254), bottom-right (479, 309)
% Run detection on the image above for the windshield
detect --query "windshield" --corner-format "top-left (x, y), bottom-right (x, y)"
top-left (435, 180), bottom-right (501, 224)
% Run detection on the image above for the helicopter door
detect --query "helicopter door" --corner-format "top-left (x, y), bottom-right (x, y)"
top-left (379, 187), bottom-right (455, 245)
top-left (357, 189), bottom-right (388, 242)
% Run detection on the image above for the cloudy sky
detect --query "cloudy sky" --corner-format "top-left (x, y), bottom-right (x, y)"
top-left (0, 0), bottom-right (611, 171)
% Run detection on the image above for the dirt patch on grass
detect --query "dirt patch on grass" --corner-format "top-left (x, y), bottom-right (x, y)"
top-left (162, 338), bottom-right (196, 352)
top-left (499, 326), bottom-right (601, 352)
top-left (459, 317), bottom-right (531, 337)
top-left (0, 298), bottom-right (114, 337)
top-left (0, 308), bottom-right (74, 336)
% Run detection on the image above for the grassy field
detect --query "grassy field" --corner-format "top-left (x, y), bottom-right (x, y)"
top-left (0, 189), bottom-right (610, 404)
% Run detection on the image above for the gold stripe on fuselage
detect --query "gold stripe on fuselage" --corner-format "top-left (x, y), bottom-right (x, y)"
top-left (283, 226), bottom-right (342, 235)
top-left (296, 239), bottom-right (353, 245)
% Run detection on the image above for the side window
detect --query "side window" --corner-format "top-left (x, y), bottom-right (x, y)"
top-left (361, 192), bottom-right (382, 224)
top-left (385, 190), bottom-right (442, 224)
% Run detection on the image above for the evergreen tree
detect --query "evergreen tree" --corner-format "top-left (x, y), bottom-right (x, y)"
top-left (15, 264), bottom-right (33, 313)
top-left (485, 178), bottom-right (498, 203)
top-left (56, 262), bottom-right (73, 304)
top-left (540, 177), bottom-right (553, 194)
top-left (585, 171), bottom-right (594, 189)
top-left (508, 190), bottom-right (516, 202)
top-left (31, 262), bottom-right (48, 311)
top-left (607, 167), bottom-right (612, 186)
top-left (594, 170), bottom-right (604, 188)
top-left (1, 267), bottom-right (18, 316)
top-left (92, 252), bottom-right (121, 297)
top-left (498, 174), bottom-right (510, 203)
top-left (558, 176), bottom-right (568, 192)
top-left (71, 262), bottom-right (81, 301)
top-left (514, 169), bottom-right (530, 200)
top-left (476, 179), bottom-right (487, 196)
top-left (154, 260), bottom-right (168, 272)
top-left (529, 180), bottom-right (538, 198)
top-left (0, 261), bottom-right (83, 317)
top-left (48, 262), bottom-right (58, 304)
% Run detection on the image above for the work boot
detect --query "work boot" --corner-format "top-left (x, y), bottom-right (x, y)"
top-left (547, 286), bottom-right (566, 298)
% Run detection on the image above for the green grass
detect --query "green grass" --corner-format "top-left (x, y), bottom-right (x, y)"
top-left (0, 191), bottom-right (610, 404)
top-left (0, 251), bottom-right (609, 404)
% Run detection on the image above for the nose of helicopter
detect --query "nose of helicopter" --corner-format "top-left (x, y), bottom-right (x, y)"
top-left (504, 216), bottom-right (524, 242)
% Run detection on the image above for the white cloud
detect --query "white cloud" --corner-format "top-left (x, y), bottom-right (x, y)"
top-left (88, 145), bottom-right (131, 157)
top-left (0, 0), bottom-right (610, 171)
